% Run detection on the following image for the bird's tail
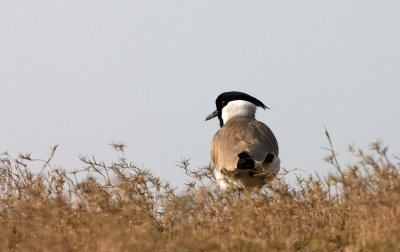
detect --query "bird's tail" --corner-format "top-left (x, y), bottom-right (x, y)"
top-left (237, 151), bottom-right (275, 170)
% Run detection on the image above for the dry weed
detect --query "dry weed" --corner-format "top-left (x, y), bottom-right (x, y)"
top-left (1, 137), bottom-right (400, 251)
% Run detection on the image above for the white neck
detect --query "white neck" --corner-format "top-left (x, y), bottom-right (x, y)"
top-left (221, 100), bottom-right (257, 124)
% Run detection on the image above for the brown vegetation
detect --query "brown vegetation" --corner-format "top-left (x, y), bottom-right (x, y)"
top-left (1, 137), bottom-right (400, 251)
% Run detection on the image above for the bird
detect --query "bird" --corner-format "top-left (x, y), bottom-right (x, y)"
top-left (205, 91), bottom-right (280, 190)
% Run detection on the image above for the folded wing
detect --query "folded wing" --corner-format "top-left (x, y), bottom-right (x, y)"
top-left (211, 117), bottom-right (279, 173)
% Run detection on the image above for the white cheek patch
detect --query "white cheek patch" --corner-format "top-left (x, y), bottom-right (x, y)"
top-left (221, 100), bottom-right (257, 124)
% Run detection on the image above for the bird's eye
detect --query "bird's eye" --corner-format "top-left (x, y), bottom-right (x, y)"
top-left (221, 101), bottom-right (226, 107)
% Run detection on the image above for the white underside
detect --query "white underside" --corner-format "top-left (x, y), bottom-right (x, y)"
top-left (214, 168), bottom-right (245, 190)
top-left (214, 169), bottom-right (231, 190)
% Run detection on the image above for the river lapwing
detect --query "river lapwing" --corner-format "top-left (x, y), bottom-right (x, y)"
top-left (205, 91), bottom-right (280, 189)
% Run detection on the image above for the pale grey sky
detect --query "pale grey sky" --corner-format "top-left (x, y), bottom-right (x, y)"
top-left (1, 1), bottom-right (399, 186)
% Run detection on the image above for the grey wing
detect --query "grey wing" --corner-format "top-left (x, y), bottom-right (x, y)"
top-left (211, 119), bottom-right (279, 172)
top-left (211, 127), bottom-right (245, 172)
top-left (245, 120), bottom-right (279, 162)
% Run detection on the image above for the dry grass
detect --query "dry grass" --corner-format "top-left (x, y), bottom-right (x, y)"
top-left (1, 136), bottom-right (400, 251)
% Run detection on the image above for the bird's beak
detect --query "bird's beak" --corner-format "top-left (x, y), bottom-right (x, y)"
top-left (205, 110), bottom-right (219, 121)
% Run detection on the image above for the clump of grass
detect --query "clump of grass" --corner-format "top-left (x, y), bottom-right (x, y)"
top-left (1, 138), bottom-right (400, 251)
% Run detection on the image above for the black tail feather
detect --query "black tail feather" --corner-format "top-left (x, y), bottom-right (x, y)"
top-left (237, 151), bottom-right (255, 169)
top-left (264, 153), bottom-right (275, 163)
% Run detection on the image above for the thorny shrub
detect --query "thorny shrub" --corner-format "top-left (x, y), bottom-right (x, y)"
top-left (1, 135), bottom-right (400, 251)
